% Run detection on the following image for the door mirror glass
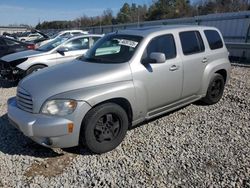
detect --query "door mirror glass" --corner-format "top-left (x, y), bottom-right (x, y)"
top-left (149, 52), bottom-right (166, 64)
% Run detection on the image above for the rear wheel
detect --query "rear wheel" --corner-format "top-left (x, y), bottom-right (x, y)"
top-left (80, 103), bottom-right (128, 154)
top-left (202, 73), bottom-right (225, 105)
top-left (26, 65), bottom-right (46, 76)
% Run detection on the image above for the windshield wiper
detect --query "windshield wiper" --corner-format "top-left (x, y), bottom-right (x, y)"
top-left (84, 57), bottom-right (106, 63)
top-left (83, 57), bottom-right (122, 64)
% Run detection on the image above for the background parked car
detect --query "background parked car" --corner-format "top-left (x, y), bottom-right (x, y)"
top-left (18, 32), bottom-right (43, 42)
top-left (0, 36), bottom-right (35, 58)
top-left (0, 34), bottom-right (102, 81)
top-left (37, 30), bottom-right (89, 47)
top-left (2, 32), bottom-right (18, 40)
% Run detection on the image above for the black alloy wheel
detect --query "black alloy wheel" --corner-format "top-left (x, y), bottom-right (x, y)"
top-left (202, 73), bottom-right (225, 105)
top-left (81, 103), bottom-right (129, 154)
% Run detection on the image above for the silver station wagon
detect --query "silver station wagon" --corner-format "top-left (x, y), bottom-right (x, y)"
top-left (8, 26), bottom-right (231, 153)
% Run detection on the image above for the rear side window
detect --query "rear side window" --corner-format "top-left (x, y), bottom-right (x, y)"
top-left (72, 32), bottom-right (81, 35)
top-left (204, 30), bottom-right (223, 50)
top-left (65, 37), bottom-right (89, 51)
top-left (180, 31), bottom-right (205, 55)
top-left (143, 34), bottom-right (176, 60)
top-left (93, 37), bottom-right (101, 43)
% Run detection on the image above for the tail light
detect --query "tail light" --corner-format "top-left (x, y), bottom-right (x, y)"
top-left (27, 44), bottom-right (35, 50)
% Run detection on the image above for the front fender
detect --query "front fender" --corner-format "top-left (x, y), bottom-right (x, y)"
top-left (200, 58), bottom-right (231, 95)
top-left (51, 81), bottom-right (138, 119)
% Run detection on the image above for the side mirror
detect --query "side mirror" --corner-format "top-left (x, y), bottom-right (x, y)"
top-left (149, 52), bottom-right (166, 64)
top-left (57, 47), bottom-right (69, 55)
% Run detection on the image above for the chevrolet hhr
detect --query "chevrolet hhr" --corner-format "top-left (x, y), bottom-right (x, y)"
top-left (8, 26), bottom-right (231, 153)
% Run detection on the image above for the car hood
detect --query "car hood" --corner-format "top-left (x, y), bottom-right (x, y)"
top-left (1, 50), bottom-right (47, 62)
top-left (19, 60), bottom-right (132, 111)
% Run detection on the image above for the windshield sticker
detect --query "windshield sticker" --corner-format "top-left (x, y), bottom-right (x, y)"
top-left (118, 39), bottom-right (138, 48)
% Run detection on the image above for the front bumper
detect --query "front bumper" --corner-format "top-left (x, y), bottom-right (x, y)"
top-left (0, 60), bottom-right (25, 81)
top-left (7, 97), bottom-right (90, 148)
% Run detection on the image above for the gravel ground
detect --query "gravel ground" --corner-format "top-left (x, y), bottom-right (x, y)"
top-left (0, 65), bottom-right (249, 187)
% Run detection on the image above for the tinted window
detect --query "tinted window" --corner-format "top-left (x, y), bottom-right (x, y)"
top-left (93, 37), bottom-right (101, 43)
top-left (204, 30), bottom-right (223, 50)
top-left (29, 34), bottom-right (40, 37)
top-left (143, 34), bottom-right (176, 61)
top-left (180, 31), bottom-right (205, 55)
top-left (72, 32), bottom-right (81, 35)
top-left (64, 37), bottom-right (89, 51)
top-left (37, 37), bottom-right (67, 52)
top-left (61, 32), bottom-right (70, 37)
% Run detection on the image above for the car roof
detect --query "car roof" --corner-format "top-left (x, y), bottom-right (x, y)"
top-left (66, 34), bottom-right (103, 40)
top-left (59, 30), bottom-right (88, 34)
top-left (117, 25), bottom-right (217, 37)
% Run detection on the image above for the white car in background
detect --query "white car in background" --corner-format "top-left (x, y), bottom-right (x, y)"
top-left (37, 30), bottom-right (89, 47)
top-left (0, 34), bottom-right (102, 81)
top-left (18, 33), bottom-right (43, 42)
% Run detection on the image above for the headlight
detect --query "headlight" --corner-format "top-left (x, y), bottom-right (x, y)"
top-left (41, 99), bottom-right (77, 116)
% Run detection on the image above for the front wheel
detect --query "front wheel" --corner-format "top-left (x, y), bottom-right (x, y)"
top-left (80, 103), bottom-right (129, 154)
top-left (201, 73), bottom-right (225, 105)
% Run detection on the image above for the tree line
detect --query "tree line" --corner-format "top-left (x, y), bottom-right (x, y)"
top-left (36, 0), bottom-right (250, 30)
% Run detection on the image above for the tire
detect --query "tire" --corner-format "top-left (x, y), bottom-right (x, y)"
top-left (202, 73), bottom-right (225, 105)
top-left (26, 65), bottom-right (46, 76)
top-left (80, 103), bottom-right (129, 154)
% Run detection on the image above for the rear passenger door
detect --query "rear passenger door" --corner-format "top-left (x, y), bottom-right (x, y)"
top-left (203, 29), bottom-right (226, 65)
top-left (179, 30), bottom-right (207, 98)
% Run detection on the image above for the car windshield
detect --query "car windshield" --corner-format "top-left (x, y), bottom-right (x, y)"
top-left (82, 34), bottom-right (143, 63)
top-left (36, 37), bottom-right (68, 52)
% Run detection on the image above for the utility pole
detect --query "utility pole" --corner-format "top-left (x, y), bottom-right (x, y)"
top-left (137, 8), bottom-right (140, 28)
top-left (99, 16), bottom-right (102, 33)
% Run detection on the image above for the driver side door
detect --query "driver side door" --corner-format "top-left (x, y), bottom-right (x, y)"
top-left (132, 34), bottom-right (183, 114)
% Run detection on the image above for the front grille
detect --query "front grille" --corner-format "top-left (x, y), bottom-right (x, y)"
top-left (16, 87), bottom-right (33, 113)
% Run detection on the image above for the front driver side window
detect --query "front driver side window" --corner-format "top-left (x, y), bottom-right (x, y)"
top-left (142, 34), bottom-right (176, 63)
top-left (64, 38), bottom-right (89, 51)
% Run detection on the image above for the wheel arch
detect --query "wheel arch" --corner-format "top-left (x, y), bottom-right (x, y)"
top-left (200, 58), bottom-right (231, 95)
top-left (215, 69), bottom-right (227, 82)
top-left (27, 63), bottom-right (48, 71)
top-left (84, 97), bottom-right (133, 128)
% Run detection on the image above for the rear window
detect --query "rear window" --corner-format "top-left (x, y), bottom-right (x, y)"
top-left (204, 30), bottom-right (223, 50)
top-left (180, 31), bottom-right (205, 55)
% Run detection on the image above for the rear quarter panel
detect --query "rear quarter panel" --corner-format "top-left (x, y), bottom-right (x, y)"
top-left (200, 56), bottom-right (231, 95)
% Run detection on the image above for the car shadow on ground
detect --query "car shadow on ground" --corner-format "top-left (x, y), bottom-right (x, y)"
top-left (0, 80), bottom-right (18, 88)
top-left (0, 102), bottom-right (201, 157)
top-left (0, 114), bottom-right (62, 158)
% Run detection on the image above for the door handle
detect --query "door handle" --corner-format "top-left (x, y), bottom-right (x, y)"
top-left (169, 65), bottom-right (179, 71)
top-left (202, 58), bottom-right (208, 63)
